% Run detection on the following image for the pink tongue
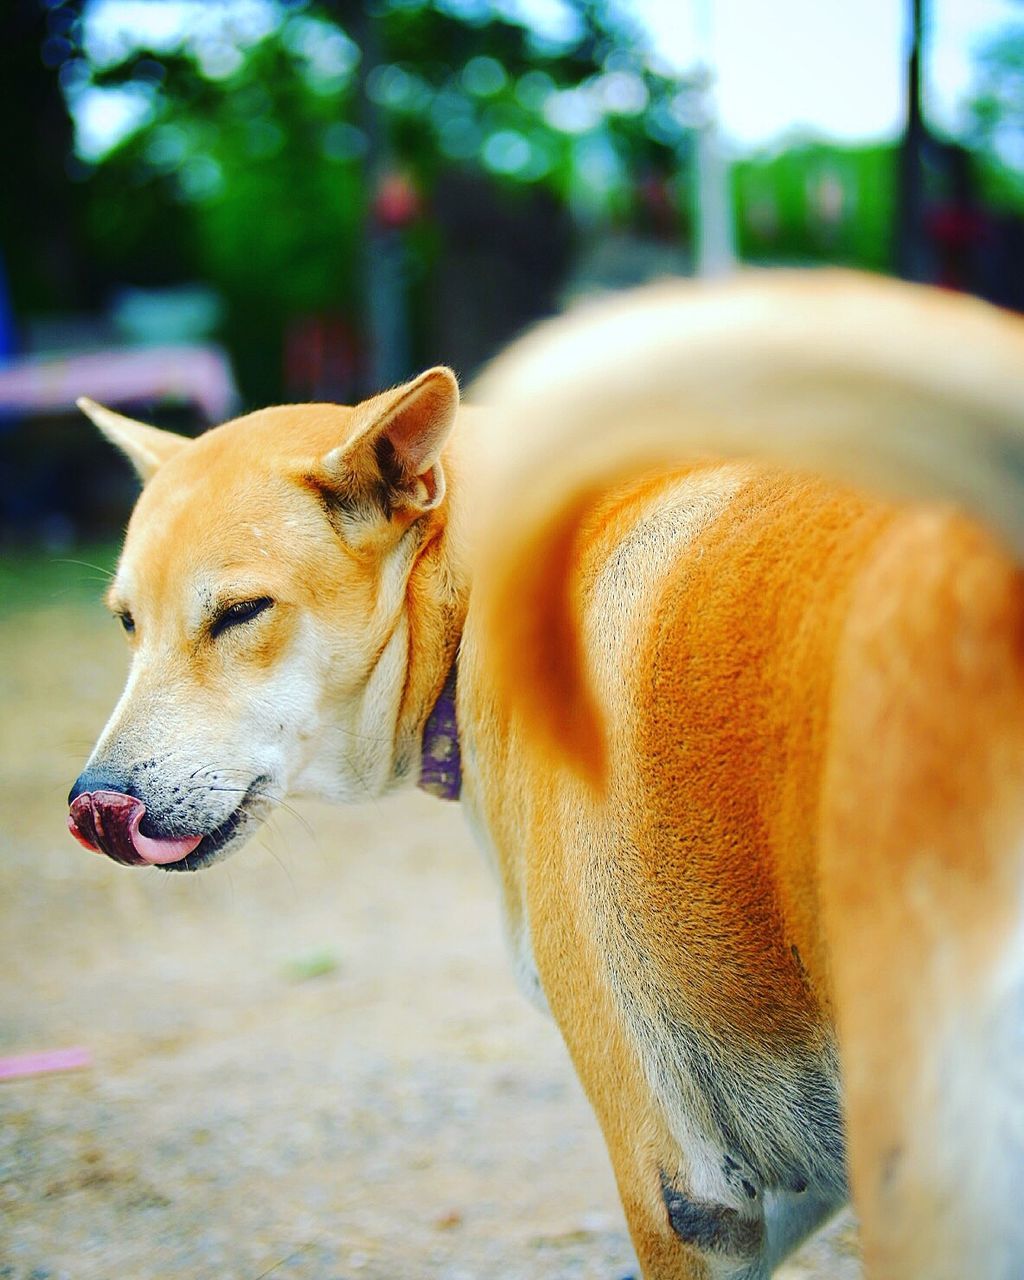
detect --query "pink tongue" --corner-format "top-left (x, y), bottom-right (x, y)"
top-left (126, 805), bottom-right (203, 864)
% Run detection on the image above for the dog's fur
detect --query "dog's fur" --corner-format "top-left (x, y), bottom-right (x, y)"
top-left (72, 272), bottom-right (1024, 1278)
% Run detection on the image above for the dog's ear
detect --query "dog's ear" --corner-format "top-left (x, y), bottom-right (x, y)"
top-left (77, 397), bottom-right (190, 482)
top-left (320, 366), bottom-right (459, 518)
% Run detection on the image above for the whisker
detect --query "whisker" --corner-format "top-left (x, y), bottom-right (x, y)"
top-left (259, 799), bottom-right (315, 839)
top-left (52, 557), bottom-right (117, 581)
top-left (50, 580), bottom-right (115, 595)
top-left (257, 829), bottom-right (298, 896)
top-left (197, 783), bottom-right (316, 840)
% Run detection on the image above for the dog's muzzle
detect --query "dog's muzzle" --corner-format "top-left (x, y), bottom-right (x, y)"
top-left (68, 790), bottom-right (202, 867)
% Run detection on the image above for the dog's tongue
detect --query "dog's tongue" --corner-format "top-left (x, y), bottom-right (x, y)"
top-left (126, 804), bottom-right (203, 864)
top-left (68, 791), bottom-right (202, 865)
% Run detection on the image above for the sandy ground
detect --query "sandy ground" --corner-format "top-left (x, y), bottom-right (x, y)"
top-left (0, 550), bottom-right (860, 1280)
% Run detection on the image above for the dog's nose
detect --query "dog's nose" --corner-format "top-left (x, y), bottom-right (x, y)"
top-left (68, 789), bottom-right (141, 863)
top-left (67, 786), bottom-right (203, 867)
top-left (67, 768), bottom-right (137, 857)
top-left (68, 766), bottom-right (132, 807)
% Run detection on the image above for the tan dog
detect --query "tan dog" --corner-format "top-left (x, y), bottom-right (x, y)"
top-left (69, 272), bottom-right (1024, 1279)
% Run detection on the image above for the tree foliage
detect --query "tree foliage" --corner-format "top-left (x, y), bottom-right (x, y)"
top-left (61, 0), bottom-right (696, 398)
top-left (965, 21), bottom-right (1024, 210)
top-left (73, 2), bottom-right (697, 294)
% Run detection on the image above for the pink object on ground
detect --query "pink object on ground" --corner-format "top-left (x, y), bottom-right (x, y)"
top-left (0, 1047), bottom-right (93, 1081)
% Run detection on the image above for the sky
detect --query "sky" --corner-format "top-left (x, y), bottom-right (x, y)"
top-left (631, 0), bottom-right (1020, 147)
top-left (73, 0), bottom-right (1022, 158)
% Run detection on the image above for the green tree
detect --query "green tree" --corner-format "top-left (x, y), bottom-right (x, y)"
top-left (965, 21), bottom-right (1024, 210)
top-left (63, 0), bottom-right (698, 401)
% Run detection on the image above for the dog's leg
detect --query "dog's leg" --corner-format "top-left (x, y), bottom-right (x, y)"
top-left (821, 511), bottom-right (1024, 1279)
top-left (597, 1090), bottom-right (770, 1279)
top-left (532, 927), bottom-right (769, 1278)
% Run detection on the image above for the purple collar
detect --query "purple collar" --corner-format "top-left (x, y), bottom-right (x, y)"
top-left (418, 659), bottom-right (461, 801)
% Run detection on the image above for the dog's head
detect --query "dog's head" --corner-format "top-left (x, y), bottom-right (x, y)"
top-left (68, 368), bottom-right (460, 870)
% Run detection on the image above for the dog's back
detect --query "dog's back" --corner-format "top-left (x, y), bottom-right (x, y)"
top-left (465, 272), bottom-right (1024, 1277)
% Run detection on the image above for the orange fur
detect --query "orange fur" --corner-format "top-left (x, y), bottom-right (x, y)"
top-left (468, 273), bottom-right (1024, 1277)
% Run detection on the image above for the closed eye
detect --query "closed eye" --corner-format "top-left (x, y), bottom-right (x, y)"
top-left (211, 596), bottom-right (274, 639)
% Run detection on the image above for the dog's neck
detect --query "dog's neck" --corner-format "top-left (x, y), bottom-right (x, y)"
top-left (409, 406), bottom-right (498, 803)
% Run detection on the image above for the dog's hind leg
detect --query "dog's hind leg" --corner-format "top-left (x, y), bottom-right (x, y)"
top-left (532, 912), bottom-right (771, 1278)
top-left (821, 511), bottom-right (1024, 1280)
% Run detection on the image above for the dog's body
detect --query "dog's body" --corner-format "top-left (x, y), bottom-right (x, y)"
top-left (70, 273), bottom-right (1024, 1278)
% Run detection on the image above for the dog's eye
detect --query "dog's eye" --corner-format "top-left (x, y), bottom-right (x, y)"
top-left (118, 612), bottom-right (135, 634)
top-left (211, 597), bottom-right (274, 639)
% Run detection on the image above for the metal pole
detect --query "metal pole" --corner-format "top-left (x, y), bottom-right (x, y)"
top-left (351, 5), bottom-right (411, 390)
top-left (896, 0), bottom-right (929, 281)
top-left (692, 0), bottom-right (735, 277)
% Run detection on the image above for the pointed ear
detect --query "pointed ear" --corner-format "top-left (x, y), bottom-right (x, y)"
top-left (321, 367), bottom-right (459, 518)
top-left (77, 397), bottom-right (190, 482)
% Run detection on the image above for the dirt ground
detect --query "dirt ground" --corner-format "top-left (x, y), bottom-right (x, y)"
top-left (0, 550), bottom-right (860, 1280)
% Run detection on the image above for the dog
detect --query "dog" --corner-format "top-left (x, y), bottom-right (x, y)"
top-left (68, 271), bottom-right (1024, 1279)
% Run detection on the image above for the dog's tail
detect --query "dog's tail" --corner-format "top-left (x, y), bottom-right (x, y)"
top-left (470, 269), bottom-right (1024, 785)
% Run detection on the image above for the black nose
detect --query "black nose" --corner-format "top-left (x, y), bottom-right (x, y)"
top-left (68, 766), bottom-right (134, 807)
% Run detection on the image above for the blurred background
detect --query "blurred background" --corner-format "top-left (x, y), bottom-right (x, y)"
top-left (1, 0), bottom-right (1022, 543)
top-left (0, 3), bottom-right (1021, 1278)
